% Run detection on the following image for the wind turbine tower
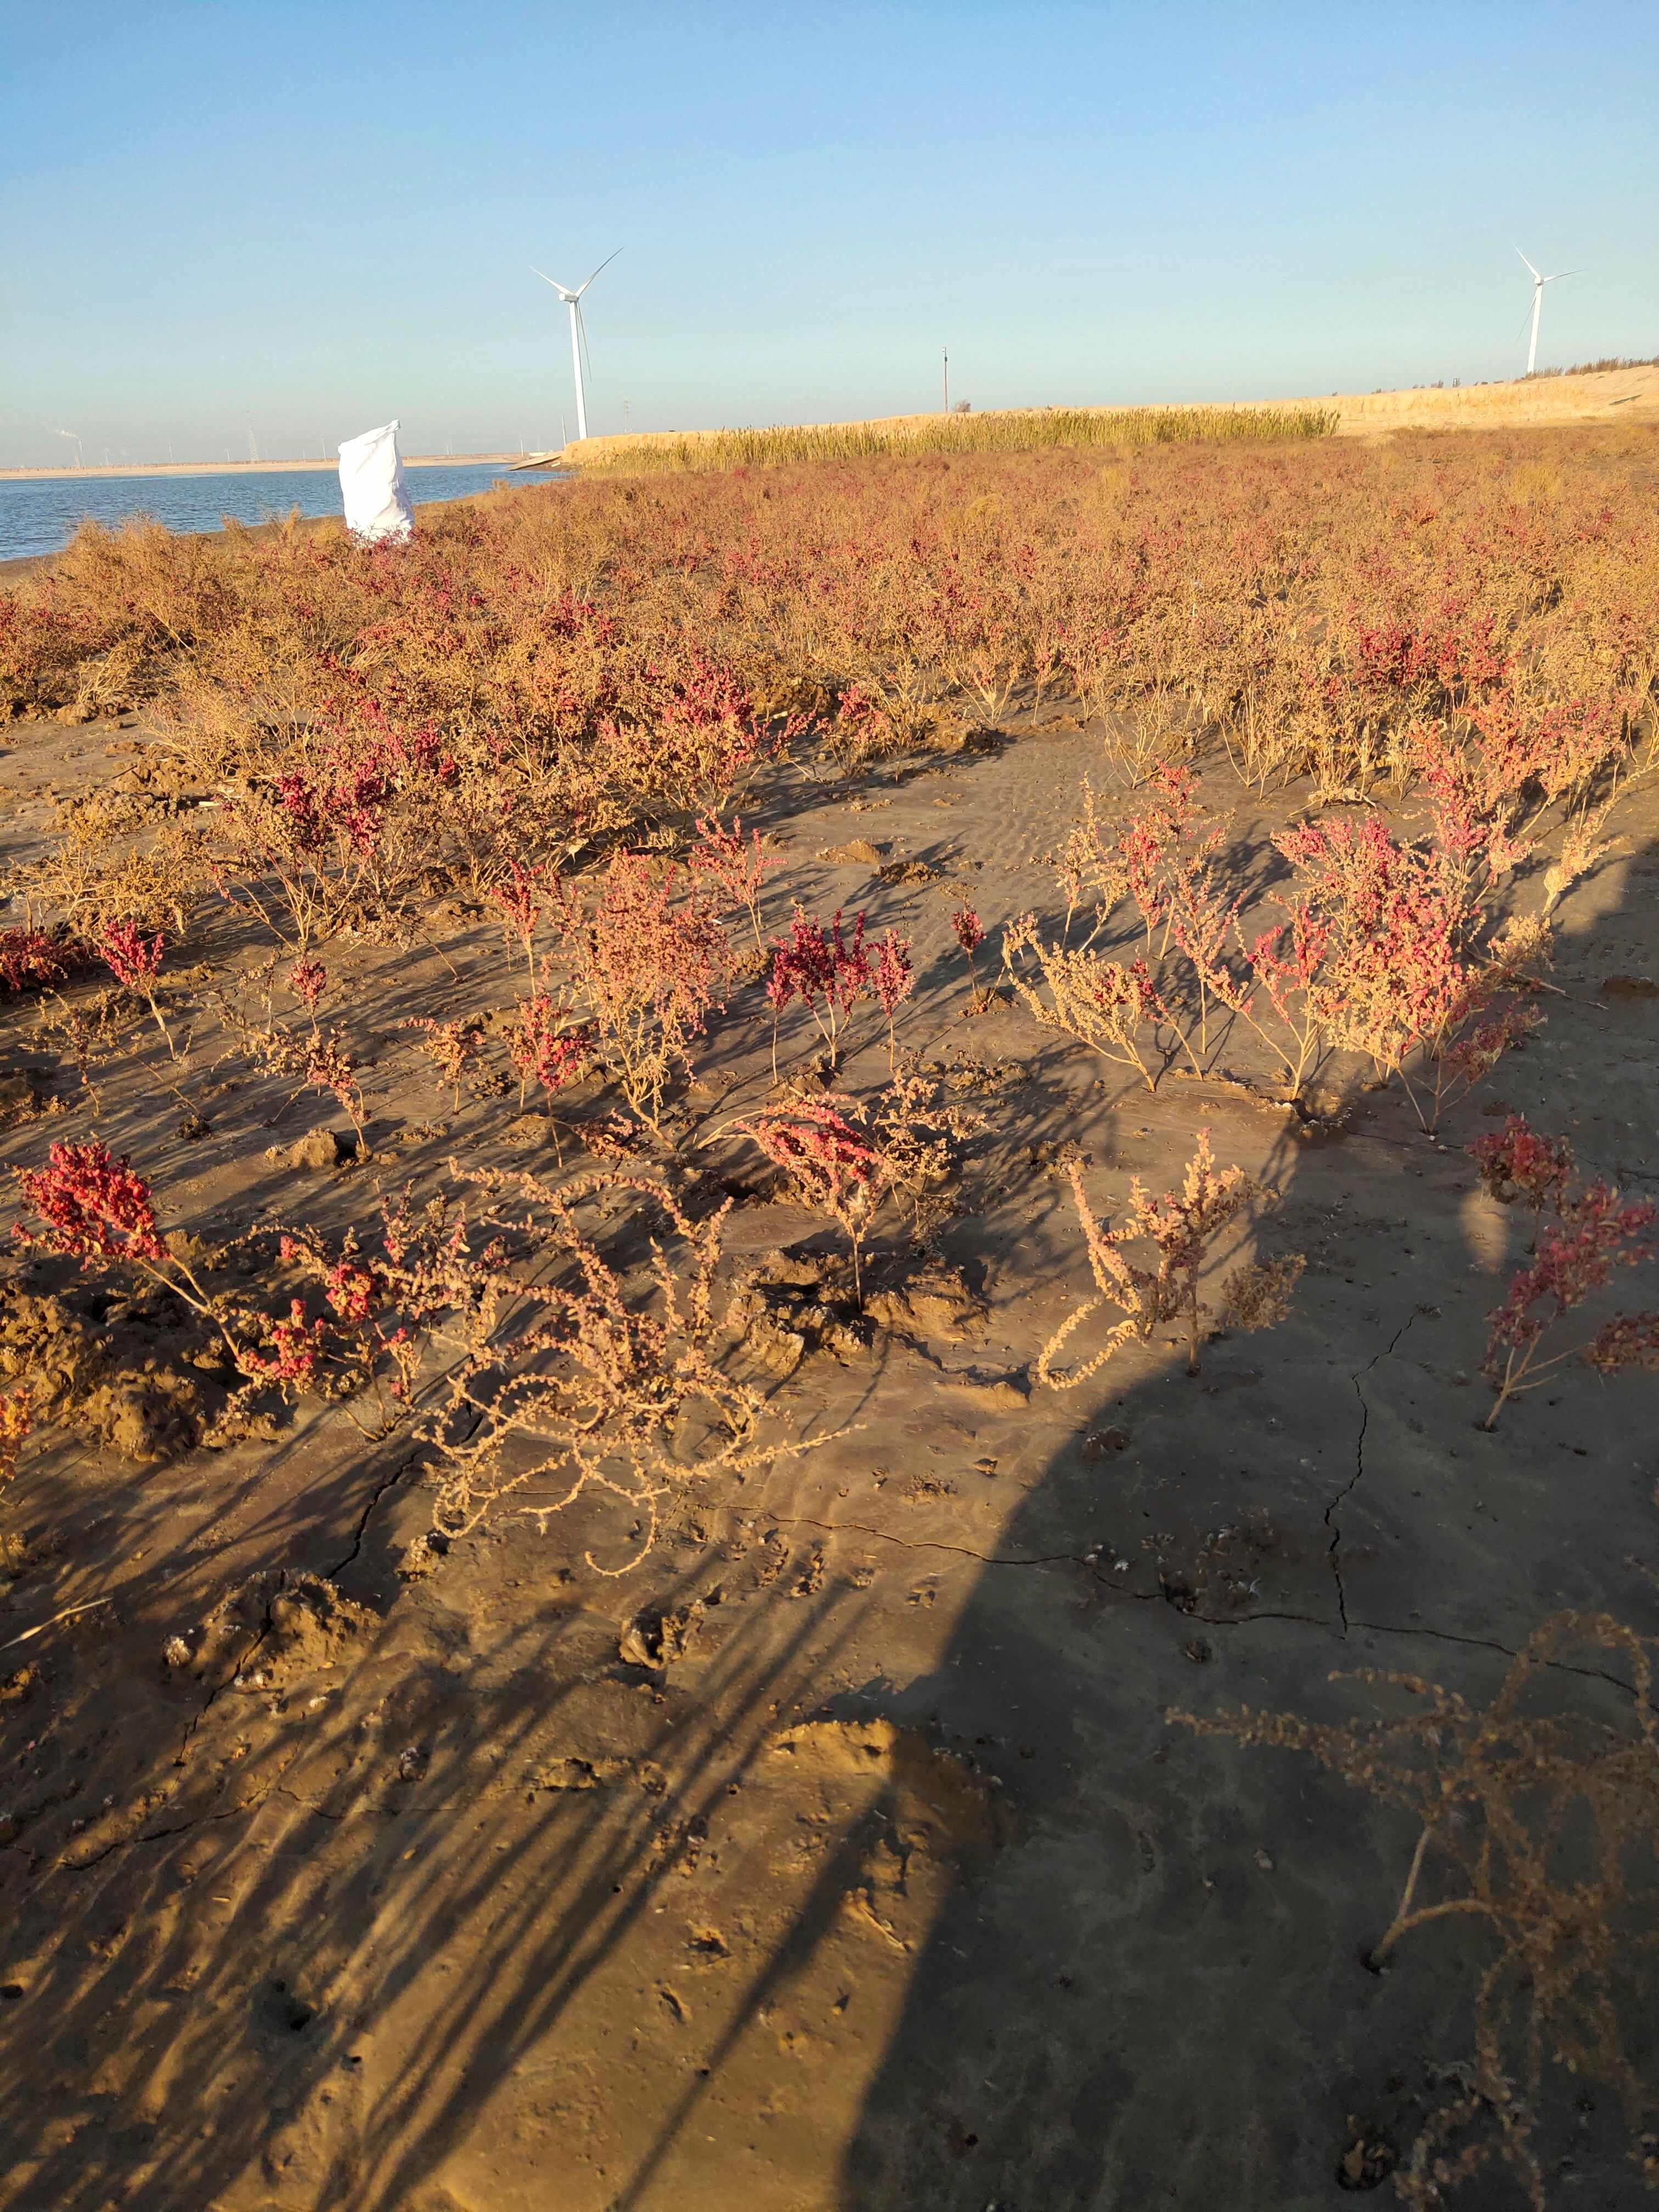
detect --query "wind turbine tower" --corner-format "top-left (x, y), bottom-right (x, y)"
top-left (531, 249), bottom-right (622, 443)
top-left (1516, 249), bottom-right (1579, 377)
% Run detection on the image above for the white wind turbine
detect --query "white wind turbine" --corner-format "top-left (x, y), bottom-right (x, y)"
top-left (55, 428), bottom-right (85, 469)
top-left (1516, 249), bottom-right (1581, 376)
top-left (530, 249), bottom-right (622, 443)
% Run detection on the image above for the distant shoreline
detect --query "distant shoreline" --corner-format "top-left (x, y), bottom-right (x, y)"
top-left (0, 454), bottom-right (529, 484)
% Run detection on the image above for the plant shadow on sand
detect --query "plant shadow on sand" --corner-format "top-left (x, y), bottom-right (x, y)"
top-left (836, 860), bottom-right (1659, 2210)
top-left (4, 792), bottom-right (1659, 2211)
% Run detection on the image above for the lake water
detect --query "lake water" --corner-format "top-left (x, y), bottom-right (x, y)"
top-left (0, 462), bottom-right (550, 562)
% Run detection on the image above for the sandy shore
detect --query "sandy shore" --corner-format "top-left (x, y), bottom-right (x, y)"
top-left (0, 453), bottom-right (529, 484)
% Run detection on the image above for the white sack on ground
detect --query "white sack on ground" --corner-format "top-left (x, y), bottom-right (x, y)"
top-left (338, 420), bottom-right (414, 543)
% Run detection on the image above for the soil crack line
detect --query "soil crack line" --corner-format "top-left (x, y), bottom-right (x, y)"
top-left (759, 1513), bottom-right (1334, 1628)
top-left (173, 1590), bottom-right (280, 1772)
top-left (1327, 1312), bottom-right (1419, 1635)
top-left (326, 1446), bottom-right (425, 1583)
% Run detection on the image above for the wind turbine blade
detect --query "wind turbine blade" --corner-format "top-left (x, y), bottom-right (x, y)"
top-left (530, 265), bottom-right (577, 297)
top-left (573, 246), bottom-right (623, 297)
top-left (577, 302), bottom-right (595, 392)
top-left (1513, 307), bottom-right (1535, 343)
top-left (1543, 269), bottom-right (1583, 284)
top-left (1515, 247), bottom-right (1542, 281)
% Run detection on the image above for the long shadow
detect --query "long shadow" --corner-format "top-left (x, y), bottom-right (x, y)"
top-left (0, 1539), bottom-right (877, 2210)
top-left (836, 805), bottom-right (1659, 2207)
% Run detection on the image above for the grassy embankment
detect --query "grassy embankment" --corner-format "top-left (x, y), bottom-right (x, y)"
top-left (556, 363), bottom-right (1659, 472)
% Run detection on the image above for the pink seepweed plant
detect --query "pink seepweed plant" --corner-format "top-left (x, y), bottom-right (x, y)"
top-left (689, 813), bottom-right (784, 948)
top-left (871, 928), bottom-right (915, 1060)
top-left (503, 994), bottom-right (595, 1117)
top-left (732, 1094), bottom-right (883, 1300)
top-left (487, 857), bottom-right (550, 987)
top-left (1479, 1152), bottom-right (1659, 1429)
top-left (1266, 800), bottom-right (1550, 1130)
top-left (555, 849), bottom-right (734, 1126)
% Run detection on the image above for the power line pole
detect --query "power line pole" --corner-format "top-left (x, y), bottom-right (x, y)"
top-left (943, 346), bottom-right (950, 415)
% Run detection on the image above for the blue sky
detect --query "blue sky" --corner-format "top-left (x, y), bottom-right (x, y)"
top-left (4, 0), bottom-right (1656, 464)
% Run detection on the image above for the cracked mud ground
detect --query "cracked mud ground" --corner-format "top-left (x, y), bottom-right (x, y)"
top-left (1, 700), bottom-right (1657, 2211)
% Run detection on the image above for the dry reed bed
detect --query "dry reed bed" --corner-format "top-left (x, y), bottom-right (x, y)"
top-left (558, 401), bottom-right (1338, 473)
top-left (558, 364), bottom-right (1659, 474)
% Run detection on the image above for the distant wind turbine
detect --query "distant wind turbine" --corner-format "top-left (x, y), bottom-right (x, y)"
top-left (1516, 249), bottom-right (1581, 376)
top-left (530, 249), bottom-right (622, 443)
top-left (55, 429), bottom-right (84, 469)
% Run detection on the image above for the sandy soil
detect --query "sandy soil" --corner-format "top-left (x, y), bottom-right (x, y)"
top-left (0, 695), bottom-right (1655, 2209)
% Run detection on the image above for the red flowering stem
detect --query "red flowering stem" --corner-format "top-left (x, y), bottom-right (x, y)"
top-left (99, 922), bottom-right (177, 1060)
top-left (13, 1141), bottom-right (241, 1364)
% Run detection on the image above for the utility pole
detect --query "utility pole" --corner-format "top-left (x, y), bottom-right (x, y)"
top-left (943, 346), bottom-right (950, 415)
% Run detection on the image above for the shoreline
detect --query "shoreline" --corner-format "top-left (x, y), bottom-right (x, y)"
top-left (0, 473), bottom-right (573, 580)
top-left (0, 453), bottom-right (530, 484)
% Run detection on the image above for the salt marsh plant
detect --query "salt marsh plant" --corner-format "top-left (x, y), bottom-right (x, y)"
top-left (1170, 1613), bottom-right (1659, 2210)
top-left (1037, 1132), bottom-right (1301, 1384)
top-left (1480, 1165), bottom-right (1659, 1429)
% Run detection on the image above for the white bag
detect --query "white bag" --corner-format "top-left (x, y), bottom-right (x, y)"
top-left (338, 420), bottom-right (414, 543)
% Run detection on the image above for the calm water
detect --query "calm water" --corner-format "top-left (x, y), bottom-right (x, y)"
top-left (0, 462), bottom-right (546, 562)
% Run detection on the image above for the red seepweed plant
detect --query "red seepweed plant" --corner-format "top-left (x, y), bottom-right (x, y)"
top-left (249, 1189), bottom-right (474, 1435)
top-left (766, 905), bottom-right (874, 1073)
top-left (288, 954), bottom-right (328, 1017)
top-left (1469, 1114), bottom-right (1575, 1249)
top-left (14, 1141), bottom-right (245, 1369)
top-left (0, 927), bottom-right (89, 997)
top-left (98, 918), bottom-right (179, 1059)
top-left (951, 903), bottom-right (985, 1000)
